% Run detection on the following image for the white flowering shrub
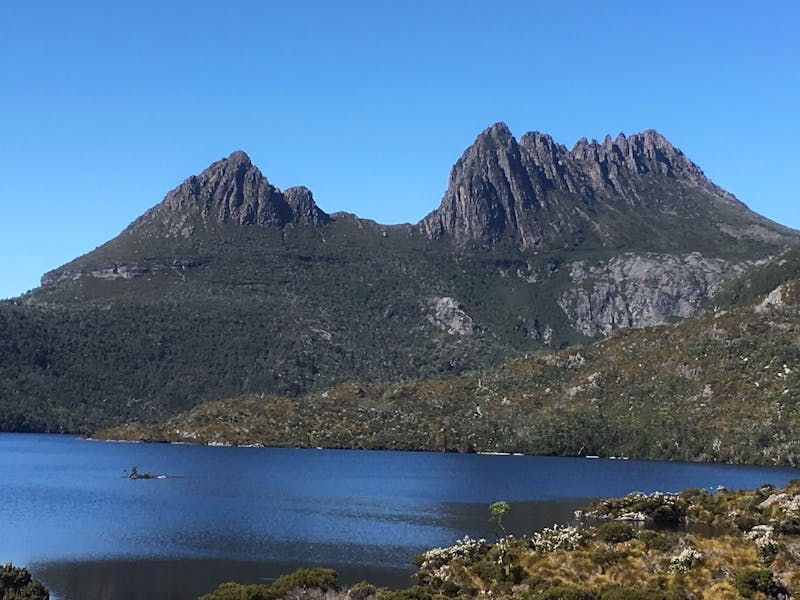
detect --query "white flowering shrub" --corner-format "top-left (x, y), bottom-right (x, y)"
top-left (745, 526), bottom-right (779, 564)
top-left (414, 535), bottom-right (489, 585)
top-left (669, 547), bottom-right (702, 574)
top-left (527, 525), bottom-right (586, 554)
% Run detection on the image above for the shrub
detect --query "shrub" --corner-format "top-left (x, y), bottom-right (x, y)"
top-left (734, 568), bottom-right (789, 599)
top-left (415, 535), bottom-right (488, 571)
top-left (270, 568), bottom-right (338, 596)
top-left (649, 503), bottom-right (685, 525)
top-left (775, 517), bottom-right (800, 534)
top-left (199, 569), bottom-right (338, 600)
top-left (527, 525), bottom-right (586, 554)
top-left (589, 492), bottom-right (685, 524)
top-left (198, 581), bottom-right (269, 600)
top-left (595, 522), bottom-right (637, 544)
top-left (348, 581), bottom-right (377, 600)
top-left (668, 547), bottom-right (702, 574)
top-left (530, 585), bottom-right (598, 600)
top-left (637, 530), bottom-right (673, 552)
top-left (590, 548), bottom-right (629, 572)
top-left (735, 515), bottom-right (758, 531)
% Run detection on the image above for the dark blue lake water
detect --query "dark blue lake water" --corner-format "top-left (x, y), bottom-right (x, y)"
top-left (3, 434), bottom-right (800, 600)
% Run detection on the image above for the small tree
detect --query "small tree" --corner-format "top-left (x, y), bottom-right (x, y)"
top-left (489, 501), bottom-right (510, 539)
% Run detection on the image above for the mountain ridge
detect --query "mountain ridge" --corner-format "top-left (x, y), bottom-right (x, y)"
top-left (39, 123), bottom-right (797, 289)
top-left (421, 122), bottom-right (793, 252)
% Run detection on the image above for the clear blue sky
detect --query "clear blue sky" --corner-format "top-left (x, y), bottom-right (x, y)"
top-left (1, 1), bottom-right (798, 299)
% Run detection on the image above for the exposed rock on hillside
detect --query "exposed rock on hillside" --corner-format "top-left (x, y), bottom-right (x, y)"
top-left (41, 259), bottom-right (204, 286)
top-left (558, 253), bottom-right (751, 335)
top-left (427, 297), bottom-right (478, 335)
top-left (756, 280), bottom-right (800, 313)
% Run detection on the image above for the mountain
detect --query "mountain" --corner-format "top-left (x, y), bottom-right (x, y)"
top-left (0, 124), bottom-right (797, 433)
top-left (98, 280), bottom-right (800, 466)
top-left (421, 123), bottom-right (794, 254)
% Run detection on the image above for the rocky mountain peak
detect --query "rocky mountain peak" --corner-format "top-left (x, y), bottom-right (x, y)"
top-left (283, 186), bottom-right (330, 226)
top-left (475, 121), bottom-right (516, 145)
top-left (224, 149), bottom-right (253, 167)
top-left (421, 125), bottom-right (793, 252)
top-left (420, 122), bottom-right (546, 248)
top-left (126, 151), bottom-right (329, 237)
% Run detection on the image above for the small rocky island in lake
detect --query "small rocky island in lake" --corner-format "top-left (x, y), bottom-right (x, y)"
top-left (126, 466), bottom-right (159, 479)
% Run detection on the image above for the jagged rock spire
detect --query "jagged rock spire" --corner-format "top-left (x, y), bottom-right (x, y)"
top-left (420, 123), bottom-right (783, 250)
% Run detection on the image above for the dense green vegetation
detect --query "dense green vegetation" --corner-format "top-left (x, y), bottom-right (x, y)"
top-left (1, 222), bottom-right (606, 433)
top-left (713, 244), bottom-right (800, 308)
top-left (0, 564), bottom-right (48, 600)
top-left (100, 289), bottom-right (800, 466)
top-left (200, 483), bottom-right (800, 600)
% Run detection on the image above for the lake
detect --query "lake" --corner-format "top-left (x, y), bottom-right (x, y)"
top-left (2, 434), bottom-right (799, 600)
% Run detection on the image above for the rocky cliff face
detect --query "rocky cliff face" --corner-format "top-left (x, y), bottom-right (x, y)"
top-left (421, 123), bottom-right (796, 253)
top-left (41, 258), bottom-right (205, 286)
top-left (125, 150), bottom-right (330, 238)
top-left (557, 253), bottom-right (752, 335)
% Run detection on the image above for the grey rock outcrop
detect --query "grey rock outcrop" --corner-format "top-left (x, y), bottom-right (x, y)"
top-left (427, 296), bottom-right (478, 335)
top-left (41, 259), bottom-right (205, 286)
top-left (558, 253), bottom-right (750, 335)
top-left (756, 280), bottom-right (800, 313)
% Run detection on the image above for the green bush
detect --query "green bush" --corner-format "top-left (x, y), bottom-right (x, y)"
top-left (776, 517), bottom-right (800, 534)
top-left (199, 568), bottom-right (338, 600)
top-left (734, 515), bottom-right (758, 531)
top-left (269, 568), bottom-right (338, 596)
top-left (530, 585), bottom-right (598, 600)
top-left (734, 568), bottom-right (788, 599)
top-left (348, 580), bottom-right (377, 600)
top-left (637, 530), bottom-right (673, 552)
top-left (198, 582), bottom-right (270, 600)
top-left (595, 522), bottom-right (637, 544)
top-left (590, 548), bottom-right (629, 572)
top-left (649, 504), bottom-right (685, 525)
